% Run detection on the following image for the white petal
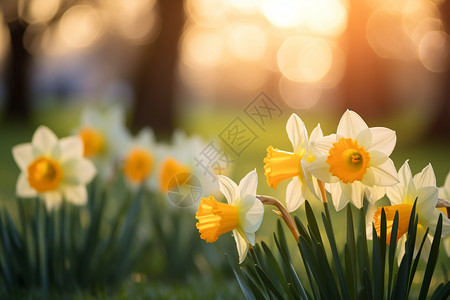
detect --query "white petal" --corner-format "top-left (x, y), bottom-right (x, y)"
top-left (355, 128), bottom-right (372, 149)
top-left (43, 192), bottom-right (62, 211)
top-left (32, 126), bottom-right (58, 156)
top-left (413, 164), bottom-right (436, 188)
top-left (342, 181), bottom-right (364, 209)
top-left (361, 168), bottom-right (375, 187)
top-left (244, 232), bottom-right (256, 246)
top-left (239, 169), bottom-right (258, 199)
top-left (242, 197), bottom-right (264, 233)
top-left (300, 159), bottom-right (321, 201)
top-left (286, 114), bottom-right (308, 153)
top-left (416, 186), bottom-right (438, 221)
top-left (426, 209), bottom-right (450, 237)
top-left (398, 160), bottom-right (412, 188)
top-left (217, 175), bottom-right (239, 205)
top-left (365, 203), bottom-right (378, 239)
top-left (309, 156), bottom-right (339, 183)
top-left (12, 144), bottom-right (34, 171)
top-left (16, 173), bottom-right (37, 197)
top-left (396, 236), bottom-right (406, 265)
top-left (310, 134), bottom-right (336, 158)
top-left (386, 185), bottom-right (404, 205)
top-left (371, 159), bottom-right (399, 186)
top-left (367, 127), bottom-right (396, 156)
top-left (64, 185), bottom-right (88, 206)
top-left (337, 110), bottom-right (368, 138)
top-left (369, 151), bottom-right (388, 167)
top-left (61, 158), bottom-right (96, 185)
top-left (286, 178), bottom-right (304, 212)
top-left (59, 136), bottom-right (83, 160)
top-left (233, 229), bottom-right (249, 264)
top-left (365, 186), bottom-right (385, 203)
top-left (308, 124), bottom-right (323, 145)
top-left (329, 182), bottom-right (349, 211)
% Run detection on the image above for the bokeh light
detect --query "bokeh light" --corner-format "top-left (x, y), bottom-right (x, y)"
top-left (19, 0), bottom-right (60, 24)
top-left (261, 0), bottom-right (305, 28)
top-left (279, 76), bottom-right (322, 109)
top-left (59, 5), bottom-right (104, 48)
top-left (225, 21), bottom-right (267, 61)
top-left (277, 36), bottom-right (333, 83)
top-left (419, 31), bottom-right (449, 73)
top-left (186, 0), bottom-right (229, 28)
top-left (304, 0), bottom-right (347, 36)
top-left (180, 26), bottom-right (226, 70)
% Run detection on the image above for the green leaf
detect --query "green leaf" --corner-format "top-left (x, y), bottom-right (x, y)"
top-left (304, 201), bottom-right (322, 245)
top-left (345, 205), bottom-right (357, 299)
top-left (255, 264), bottom-right (284, 299)
top-left (430, 282), bottom-right (450, 300)
top-left (418, 214), bottom-right (443, 300)
top-left (241, 268), bottom-right (270, 300)
top-left (372, 223), bottom-right (383, 300)
top-left (226, 255), bottom-right (256, 300)
top-left (357, 207), bottom-right (370, 288)
top-left (387, 211), bottom-right (399, 300)
top-left (363, 268), bottom-right (374, 300)
top-left (408, 227), bottom-right (429, 296)
top-left (321, 212), bottom-right (350, 300)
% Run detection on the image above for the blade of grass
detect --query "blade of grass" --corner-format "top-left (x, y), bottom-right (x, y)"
top-left (387, 211), bottom-right (399, 300)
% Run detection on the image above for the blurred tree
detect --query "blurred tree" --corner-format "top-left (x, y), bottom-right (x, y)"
top-left (130, 0), bottom-right (184, 136)
top-left (428, 0), bottom-right (450, 140)
top-left (341, 0), bottom-right (390, 118)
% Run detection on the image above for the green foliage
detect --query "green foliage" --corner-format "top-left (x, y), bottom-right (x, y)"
top-left (0, 181), bottom-right (146, 294)
top-left (229, 200), bottom-right (449, 300)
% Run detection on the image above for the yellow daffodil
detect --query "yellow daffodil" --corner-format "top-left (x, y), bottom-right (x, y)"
top-left (309, 110), bottom-right (399, 210)
top-left (438, 171), bottom-right (450, 256)
top-left (12, 126), bottom-right (96, 211)
top-left (121, 128), bottom-right (158, 189)
top-left (75, 106), bottom-right (128, 179)
top-left (196, 170), bottom-right (264, 263)
top-left (264, 114), bottom-right (322, 212)
top-left (374, 161), bottom-right (450, 260)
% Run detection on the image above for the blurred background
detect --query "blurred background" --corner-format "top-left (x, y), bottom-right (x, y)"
top-left (0, 0), bottom-right (449, 296)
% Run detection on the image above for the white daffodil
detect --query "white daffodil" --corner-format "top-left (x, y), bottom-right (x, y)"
top-left (374, 161), bottom-right (450, 260)
top-left (195, 170), bottom-right (264, 264)
top-left (263, 113), bottom-right (322, 212)
top-left (75, 105), bottom-right (128, 180)
top-left (120, 127), bottom-right (160, 190)
top-left (309, 110), bottom-right (399, 210)
top-left (438, 171), bottom-right (450, 257)
top-left (159, 130), bottom-right (222, 197)
top-left (12, 126), bottom-right (96, 211)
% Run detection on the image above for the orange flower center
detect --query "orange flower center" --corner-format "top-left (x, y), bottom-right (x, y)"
top-left (159, 158), bottom-right (191, 192)
top-left (79, 127), bottom-right (104, 157)
top-left (373, 204), bottom-right (413, 244)
top-left (196, 196), bottom-right (239, 243)
top-left (264, 146), bottom-right (305, 189)
top-left (123, 148), bottom-right (154, 184)
top-left (326, 138), bottom-right (370, 183)
top-left (28, 157), bottom-right (63, 192)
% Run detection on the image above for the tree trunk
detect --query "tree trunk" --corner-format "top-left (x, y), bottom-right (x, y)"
top-left (131, 0), bottom-right (185, 137)
top-left (340, 0), bottom-right (390, 118)
top-left (427, 0), bottom-right (450, 140)
top-left (4, 20), bottom-right (31, 121)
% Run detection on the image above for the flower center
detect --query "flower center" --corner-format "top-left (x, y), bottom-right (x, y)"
top-left (264, 146), bottom-right (305, 189)
top-left (373, 204), bottom-right (413, 245)
top-left (159, 158), bottom-right (191, 192)
top-left (123, 148), bottom-right (154, 184)
top-left (326, 138), bottom-right (370, 183)
top-left (79, 127), bottom-right (104, 157)
top-left (28, 157), bottom-right (63, 192)
top-left (196, 196), bottom-right (239, 243)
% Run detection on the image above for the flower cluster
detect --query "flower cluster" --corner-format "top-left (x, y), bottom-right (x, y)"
top-left (195, 110), bottom-right (450, 265)
top-left (12, 106), bottom-right (215, 210)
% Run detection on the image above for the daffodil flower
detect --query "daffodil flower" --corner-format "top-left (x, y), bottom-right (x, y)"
top-left (195, 170), bottom-right (264, 263)
top-left (309, 110), bottom-right (399, 210)
top-left (121, 128), bottom-right (159, 189)
top-left (12, 126), bottom-right (96, 211)
top-left (374, 161), bottom-right (450, 260)
top-left (438, 171), bottom-right (450, 256)
top-left (159, 130), bottom-right (220, 197)
top-left (76, 106), bottom-right (128, 179)
top-left (264, 114), bottom-right (322, 212)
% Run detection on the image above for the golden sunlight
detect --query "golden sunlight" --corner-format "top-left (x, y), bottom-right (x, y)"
top-left (419, 31), bottom-right (449, 73)
top-left (277, 36), bottom-right (333, 83)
